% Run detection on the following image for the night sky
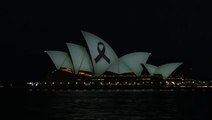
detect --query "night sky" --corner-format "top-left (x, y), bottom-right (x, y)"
top-left (1, 0), bottom-right (212, 81)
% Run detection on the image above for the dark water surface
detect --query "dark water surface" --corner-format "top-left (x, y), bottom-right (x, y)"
top-left (1, 89), bottom-right (212, 120)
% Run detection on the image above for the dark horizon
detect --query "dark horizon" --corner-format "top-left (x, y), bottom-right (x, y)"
top-left (1, 0), bottom-right (212, 81)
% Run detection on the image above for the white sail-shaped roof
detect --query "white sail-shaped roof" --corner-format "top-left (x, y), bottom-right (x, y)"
top-left (107, 60), bottom-right (133, 74)
top-left (144, 64), bottom-right (158, 75)
top-left (45, 50), bottom-right (73, 70)
top-left (81, 31), bottom-right (118, 76)
top-left (119, 52), bottom-right (151, 76)
top-left (66, 43), bottom-right (93, 74)
top-left (154, 62), bottom-right (182, 79)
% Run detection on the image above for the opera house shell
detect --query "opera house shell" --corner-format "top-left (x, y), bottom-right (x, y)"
top-left (45, 31), bottom-right (182, 79)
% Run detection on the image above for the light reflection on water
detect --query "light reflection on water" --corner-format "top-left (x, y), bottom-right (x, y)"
top-left (1, 89), bottom-right (212, 120)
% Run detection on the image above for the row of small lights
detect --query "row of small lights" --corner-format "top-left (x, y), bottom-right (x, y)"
top-left (27, 81), bottom-right (212, 88)
top-left (27, 81), bottom-right (163, 87)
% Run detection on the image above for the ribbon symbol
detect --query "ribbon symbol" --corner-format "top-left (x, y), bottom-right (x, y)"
top-left (95, 42), bottom-right (110, 64)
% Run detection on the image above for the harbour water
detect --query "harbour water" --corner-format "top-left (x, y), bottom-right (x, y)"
top-left (1, 89), bottom-right (211, 120)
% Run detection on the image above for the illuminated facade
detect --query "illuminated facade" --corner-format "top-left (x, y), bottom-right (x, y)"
top-left (107, 60), bottom-right (133, 74)
top-left (119, 52), bottom-right (151, 76)
top-left (144, 63), bottom-right (182, 79)
top-left (45, 31), bottom-right (182, 79)
top-left (45, 51), bottom-right (73, 70)
top-left (81, 31), bottom-right (119, 76)
top-left (66, 43), bottom-right (93, 74)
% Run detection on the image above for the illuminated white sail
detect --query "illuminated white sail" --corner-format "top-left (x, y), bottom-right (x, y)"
top-left (155, 62), bottom-right (182, 79)
top-left (144, 64), bottom-right (158, 75)
top-left (81, 31), bottom-right (118, 76)
top-left (119, 52), bottom-right (151, 76)
top-left (45, 50), bottom-right (73, 70)
top-left (66, 43), bottom-right (93, 74)
top-left (107, 60), bottom-right (133, 74)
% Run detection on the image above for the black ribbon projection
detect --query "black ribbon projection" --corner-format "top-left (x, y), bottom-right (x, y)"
top-left (95, 42), bottom-right (110, 64)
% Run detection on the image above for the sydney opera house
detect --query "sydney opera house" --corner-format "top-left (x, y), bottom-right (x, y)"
top-left (25, 31), bottom-right (210, 89)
